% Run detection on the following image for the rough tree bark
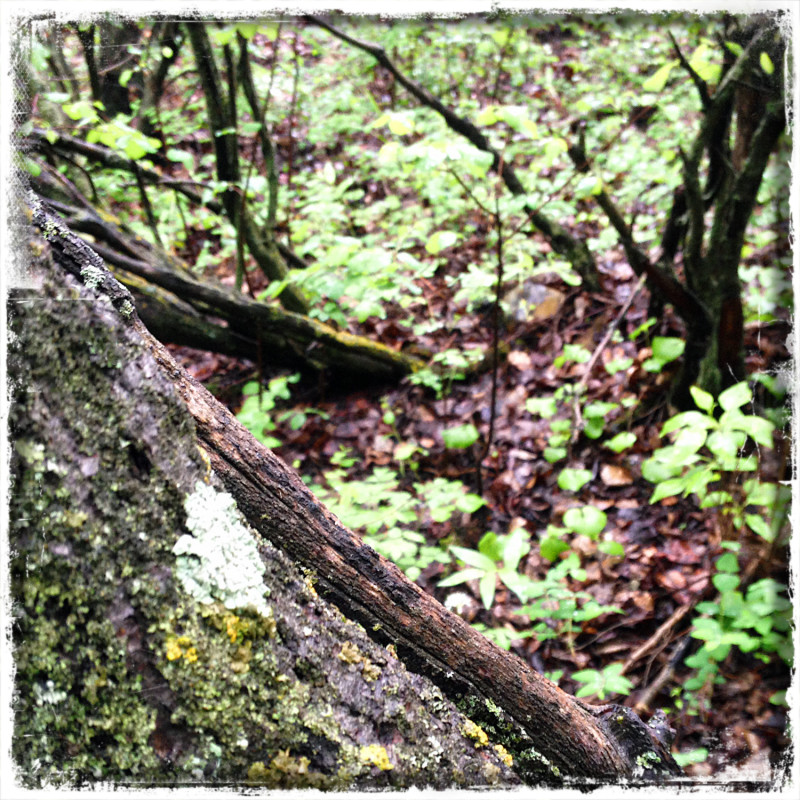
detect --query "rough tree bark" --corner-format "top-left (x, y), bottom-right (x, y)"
top-left (7, 193), bottom-right (683, 790)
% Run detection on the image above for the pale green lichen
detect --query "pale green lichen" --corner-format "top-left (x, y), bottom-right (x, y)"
top-left (119, 299), bottom-right (134, 318)
top-left (80, 264), bottom-right (104, 289)
top-left (174, 482), bottom-right (270, 615)
top-left (636, 750), bottom-right (662, 769)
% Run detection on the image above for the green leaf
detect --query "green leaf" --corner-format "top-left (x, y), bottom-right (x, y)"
top-left (746, 513), bottom-right (774, 542)
top-left (540, 536), bottom-right (569, 562)
top-left (583, 417), bottom-right (604, 439)
top-left (563, 506), bottom-right (607, 538)
top-left (674, 748), bottom-right (709, 767)
top-left (604, 357), bottom-right (633, 375)
top-left (166, 148), bottom-right (194, 170)
top-left (543, 447), bottom-right (567, 463)
top-left (501, 527), bottom-right (531, 571)
top-left (604, 432), bottom-right (636, 452)
top-left (425, 230), bottom-right (459, 254)
top-left (760, 51), bottom-right (774, 75)
top-left (651, 336), bottom-right (685, 363)
top-left (22, 157), bottom-right (41, 177)
top-left (559, 343), bottom-right (591, 365)
top-left (713, 573), bottom-right (740, 594)
top-left (650, 478), bottom-right (685, 503)
top-left (477, 532), bottom-right (503, 561)
top-left (525, 396), bottom-right (557, 417)
top-left (476, 106), bottom-right (499, 126)
top-left (442, 423), bottom-right (479, 449)
top-left (558, 468), bottom-right (592, 492)
top-left (718, 381), bottom-right (752, 411)
top-left (457, 493), bottom-right (487, 514)
top-left (742, 480), bottom-right (777, 507)
top-left (584, 401), bottom-right (618, 418)
top-left (723, 413), bottom-right (775, 448)
top-left (689, 385), bottom-right (715, 413)
top-left (641, 449), bottom-right (687, 483)
top-left (716, 552), bottom-right (739, 573)
top-left (388, 115), bottom-right (415, 135)
top-left (661, 410), bottom-right (717, 435)
top-left (449, 546), bottom-right (496, 571)
top-left (438, 568), bottom-right (484, 587)
top-left (642, 60), bottom-right (678, 92)
top-left (479, 571), bottom-right (498, 609)
top-left (706, 429), bottom-right (746, 459)
top-left (598, 540), bottom-right (625, 557)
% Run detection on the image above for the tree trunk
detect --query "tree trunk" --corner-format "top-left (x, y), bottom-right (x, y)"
top-left (8, 193), bottom-right (683, 790)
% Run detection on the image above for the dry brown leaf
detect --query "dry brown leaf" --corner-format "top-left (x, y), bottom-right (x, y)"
top-left (600, 464), bottom-right (633, 486)
top-left (508, 350), bottom-right (533, 370)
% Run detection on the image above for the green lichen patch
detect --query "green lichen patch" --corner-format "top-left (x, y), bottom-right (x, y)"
top-left (174, 482), bottom-right (271, 615)
top-left (80, 264), bottom-right (104, 289)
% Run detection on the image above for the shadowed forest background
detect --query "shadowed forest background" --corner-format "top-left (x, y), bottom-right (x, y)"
top-left (7, 8), bottom-right (795, 789)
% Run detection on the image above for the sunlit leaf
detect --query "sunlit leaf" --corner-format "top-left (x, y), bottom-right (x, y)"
top-left (642, 60), bottom-right (678, 92)
top-left (718, 381), bottom-right (752, 411)
top-left (557, 468), bottom-right (592, 492)
top-left (563, 506), bottom-right (607, 538)
top-left (425, 230), bottom-right (459, 255)
top-left (442, 423), bottom-right (479, 449)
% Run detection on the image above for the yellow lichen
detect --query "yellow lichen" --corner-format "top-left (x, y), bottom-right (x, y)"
top-left (361, 661), bottom-right (381, 682)
top-left (462, 719), bottom-right (489, 747)
top-left (338, 641), bottom-right (362, 664)
top-left (493, 743), bottom-right (513, 767)
top-left (165, 638), bottom-right (183, 661)
top-left (165, 635), bottom-right (196, 662)
top-left (226, 614), bottom-right (241, 643)
top-left (360, 744), bottom-right (394, 771)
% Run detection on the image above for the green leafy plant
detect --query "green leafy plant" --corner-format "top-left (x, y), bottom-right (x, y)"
top-left (644, 382), bottom-right (792, 709)
top-left (439, 527), bottom-right (531, 609)
top-left (642, 382), bottom-right (785, 540)
top-left (409, 347), bottom-right (483, 399)
top-left (685, 544), bottom-right (792, 691)
top-left (516, 553), bottom-right (622, 647)
top-left (571, 662), bottom-right (633, 700)
top-left (442, 423), bottom-right (480, 450)
top-left (236, 373), bottom-right (301, 448)
top-left (312, 467), bottom-right (484, 581)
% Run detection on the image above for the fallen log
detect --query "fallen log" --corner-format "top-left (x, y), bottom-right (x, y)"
top-left (27, 189), bottom-right (425, 387)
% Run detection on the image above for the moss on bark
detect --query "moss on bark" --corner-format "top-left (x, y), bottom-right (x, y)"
top-left (7, 219), bottom-right (519, 790)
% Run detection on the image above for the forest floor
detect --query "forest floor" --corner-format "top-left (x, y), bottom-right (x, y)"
top-left (168, 249), bottom-right (791, 781)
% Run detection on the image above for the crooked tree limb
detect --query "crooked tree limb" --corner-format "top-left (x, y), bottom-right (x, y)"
top-left (29, 191), bottom-right (424, 386)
